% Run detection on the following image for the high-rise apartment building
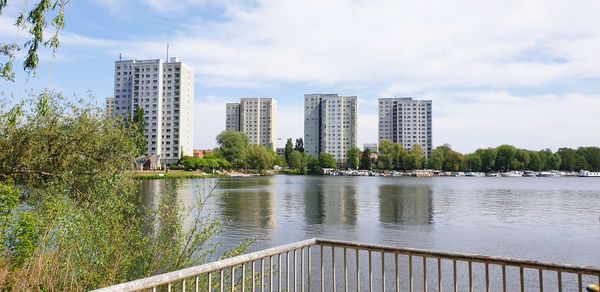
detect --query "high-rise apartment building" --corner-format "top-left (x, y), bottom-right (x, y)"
top-left (304, 94), bottom-right (358, 164)
top-left (105, 97), bottom-right (115, 116)
top-left (378, 97), bottom-right (432, 156)
top-left (225, 98), bottom-right (277, 150)
top-left (112, 57), bottom-right (194, 164)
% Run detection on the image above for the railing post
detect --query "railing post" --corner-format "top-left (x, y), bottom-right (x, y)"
top-left (382, 251), bottom-right (386, 292)
top-left (356, 249), bottom-right (360, 292)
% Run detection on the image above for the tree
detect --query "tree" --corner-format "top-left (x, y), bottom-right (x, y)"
top-left (216, 130), bottom-right (249, 167)
top-left (346, 147), bottom-right (360, 169)
top-left (131, 106), bottom-right (147, 156)
top-left (428, 147), bottom-right (445, 170)
top-left (319, 153), bottom-right (337, 169)
top-left (360, 149), bottom-right (372, 170)
top-left (284, 138), bottom-right (294, 166)
top-left (306, 155), bottom-right (321, 174)
top-left (476, 148), bottom-right (497, 172)
top-left (294, 138), bottom-right (304, 153)
top-left (557, 148), bottom-right (578, 171)
top-left (495, 145), bottom-right (517, 171)
top-left (406, 144), bottom-right (426, 170)
top-left (1, 0), bottom-right (68, 81)
top-left (289, 151), bottom-right (307, 174)
top-left (577, 147), bottom-right (600, 171)
top-left (0, 94), bottom-right (247, 289)
top-left (464, 153), bottom-right (482, 172)
top-left (246, 145), bottom-right (273, 171)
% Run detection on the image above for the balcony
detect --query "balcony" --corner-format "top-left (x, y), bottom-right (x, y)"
top-left (93, 238), bottom-right (599, 292)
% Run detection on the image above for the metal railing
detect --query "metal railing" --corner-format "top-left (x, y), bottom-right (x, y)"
top-left (93, 238), bottom-right (600, 292)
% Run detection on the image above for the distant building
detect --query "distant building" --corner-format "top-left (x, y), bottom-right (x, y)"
top-left (364, 143), bottom-right (378, 153)
top-left (304, 94), bottom-right (358, 165)
top-left (276, 148), bottom-right (285, 156)
top-left (112, 57), bottom-right (195, 165)
top-left (193, 149), bottom-right (213, 158)
top-left (378, 97), bottom-right (432, 156)
top-left (225, 98), bottom-right (277, 150)
top-left (105, 97), bottom-right (115, 116)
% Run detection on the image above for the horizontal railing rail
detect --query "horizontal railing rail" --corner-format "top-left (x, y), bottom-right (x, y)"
top-left (92, 238), bottom-right (600, 292)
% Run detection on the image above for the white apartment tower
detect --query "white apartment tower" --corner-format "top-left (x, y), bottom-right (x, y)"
top-left (112, 57), bottom-right (194, 164)
top-left (225, 98), bottom-right (277, 150)
top-left (105, 97), bottom-right (115, 116)
top-left (304, 94), bottom-right (358, 164)
top-left (378, 97), bottom-right (432, 156)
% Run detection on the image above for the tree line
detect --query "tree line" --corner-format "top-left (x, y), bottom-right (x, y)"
top-left (372, 141), bottom-right (600, 172)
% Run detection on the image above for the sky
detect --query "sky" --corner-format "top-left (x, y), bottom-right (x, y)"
top-left (1, 0), bottom-right (600, 152)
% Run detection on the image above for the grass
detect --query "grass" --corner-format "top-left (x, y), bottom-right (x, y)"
top-left (128, 170), bottom-right (226, 180)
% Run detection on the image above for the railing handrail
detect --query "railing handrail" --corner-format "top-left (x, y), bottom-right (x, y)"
top-left (91, 238), bottom-right (316, 292)
top-left (314, 238), bottom-right (600, 274)
top-left (92, 238), bottom-right (599, 291)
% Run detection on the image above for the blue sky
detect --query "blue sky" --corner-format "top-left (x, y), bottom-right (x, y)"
top-left (2, 0), bottom-right (600, 152)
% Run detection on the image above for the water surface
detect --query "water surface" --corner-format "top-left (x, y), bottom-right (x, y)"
top-left (141, 176), bottom-right (600, 266)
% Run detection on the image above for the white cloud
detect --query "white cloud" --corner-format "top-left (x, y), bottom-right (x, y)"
top-left (113, 0), bottom-right (600, 90)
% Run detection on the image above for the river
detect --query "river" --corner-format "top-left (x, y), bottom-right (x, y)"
top-left (140, 175), bottom-right (600, 268)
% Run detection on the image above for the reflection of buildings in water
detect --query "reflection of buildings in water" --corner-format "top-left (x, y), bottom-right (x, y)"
top-left (304, 179), bottom-right (358, 226)
top-left (218, 178), bottom-right (275, 229)
top-left (378, 183), bottom-right (433, 224)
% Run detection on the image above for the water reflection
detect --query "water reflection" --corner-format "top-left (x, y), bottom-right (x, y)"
top-left (303, 177), bottom-right (358, 225)
top-left (378, 183), bottom-right (433, 224)
top-left (217, 178), bottom-right (275, 229)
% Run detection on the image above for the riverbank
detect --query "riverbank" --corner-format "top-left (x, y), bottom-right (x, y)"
top-left (128, 170), bottom-right (227, 180)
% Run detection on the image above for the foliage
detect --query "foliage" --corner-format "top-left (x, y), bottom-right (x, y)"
top-left (405, 144), bottom-right (427, 170)
top-left (216, 131), bottom-right (249, 167)
top-left (294, 138), bottom-right (304, 153)
top-left (246, 145), bottom-right (274, 171)
top-left (0, 94), bottom-right (248, 290)
top-left (360, 149), bottom-right (373, 170)
top-left (319, 153), bottom-right (337, 169)
top-left (346, 147), bottom-right (361, 170)
top-left (289, 151), bottom-right (307, 174)
top-left (306, 155), bottom-right (321, 174)
top-left (378, 139), bottom-right (408, 170)
top-left (178, 155), bottom-right (230, 171)
top-left (284, 138), bottom-right (294, 166)
top-left (1, 0), bottom-right (68, 81)
top-left (129, 106), bottom-right (147, 156)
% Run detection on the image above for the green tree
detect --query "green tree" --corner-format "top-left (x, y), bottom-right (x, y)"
top-left (0, 95), bottom-right (247, 289)
top-left (319, 153), bottom-right (337, 169)
top-left (346, 147), bottom-right (361, 169)
top-left (1, 0), bottom-right (68, 81)
top-left (246, 144), bottom-right (273, 171)
top-left (360, 149), bottom-right (373, 170)
top-left (406, 144), bottom-right (426, 170)
top-left (495, 145), bottom-right (517, 171)
top-left (284, 138), bottom-right (294, 166)
top-left (476, 148), bottom-right (497, 172)
top-left (428, 147), bottom-right (445, 170)
top-left (577, 147), bottom-right (600, 171)
top-left (294, 138), bottom-right (304, 153)
top-left (289, 151), bottom-right (307, 174)
top-left (216, 130), bottom-right (249, 167)
top-left (464, 153), bottom-right (482, 172)
top-left (557, 148), bottom-right (578, 171)
top-left (130, 107), bottom-right (147, 156)
top-left (307, 155), bottom-right (321, 174)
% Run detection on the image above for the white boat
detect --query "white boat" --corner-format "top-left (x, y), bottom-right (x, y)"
top-left (500, 171), bottom-right (523, 177)
top-left (523, 171), bottom-right (538, 177)
top-left (577, 170), bottom-right (600, 177)
top-left (485, 172), bottom-right (499, 177)
top-left (539, 171), bottom-right (562, 177)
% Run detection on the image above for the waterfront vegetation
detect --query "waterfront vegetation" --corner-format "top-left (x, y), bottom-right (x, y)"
top-left (0, 95), bottom-right (249, 290)
top-left (173, 133), bottom-right (600, 177)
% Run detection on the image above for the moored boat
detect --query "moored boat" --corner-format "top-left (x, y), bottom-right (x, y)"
top-left (523, 171), bottom-right (538, 177)
top-left (501, 171), bottom-right (523, 177)
top-left (578, 170), bottom-right (600, 177)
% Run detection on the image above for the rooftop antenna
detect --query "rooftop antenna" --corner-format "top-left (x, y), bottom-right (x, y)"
top-left (166, 43), bottom-right (169, 62)
top-left (119, 53), bottom-right (122, 61)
